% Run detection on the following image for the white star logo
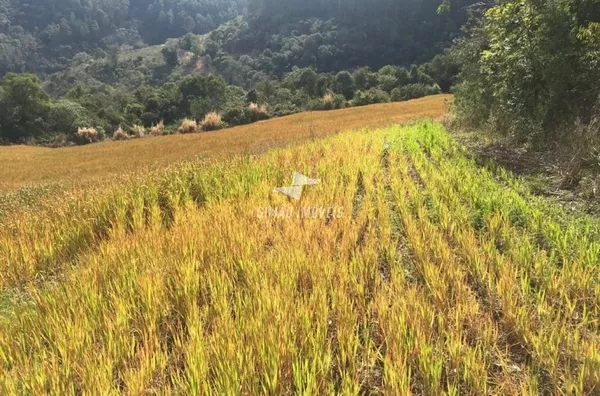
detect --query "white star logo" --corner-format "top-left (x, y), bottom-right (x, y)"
top-left (273, 172), bottom-right (321, 200)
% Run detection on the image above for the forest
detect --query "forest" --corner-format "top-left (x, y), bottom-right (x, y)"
top-left (0, 0), bottom-right (472, 145)
top-left (0, 0), bottom-right (598, 149)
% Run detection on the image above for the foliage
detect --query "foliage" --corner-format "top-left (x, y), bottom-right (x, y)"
top-left (452, 0), bottom-right (600, 144)
top-left (0, 0), bottom-right (244, 75)
top-left (391, 84), bottom-right (442, 102)
top-left (0, 0), bottom-right (466, 145)
top-left (207, 1), bottom-right (478, 80)
top-left (0, 74), bottom-right (51, 143)
top-left (179, 74), bottom-right (227, 119)
top-left (48, 99), bottom-right (94, 137)
top-left (351, 89), bottom-right (390, 107)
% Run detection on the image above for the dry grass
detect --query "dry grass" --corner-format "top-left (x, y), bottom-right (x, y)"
top-left (112, 128), bottom-right (130, 141)
top-left (0, 95), bottom-right (451, 193)
top-left (177, 118), bottom-right (199, 134)
top-left (1, 120), bottom-right (598, 393)
top-left (248, 102), bottom-right (268, 116)
top-left (200, 112), bottom-right (223, 131)
top-left (149, 120), bottom-right (165, 137)
top-left (75, 127), bottom-right (99, 145)
top-left (132, 125), bottom-right (146, 138)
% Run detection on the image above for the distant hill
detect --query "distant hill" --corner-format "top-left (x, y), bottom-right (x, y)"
top-left (0, 0), bottom-right (474, 145)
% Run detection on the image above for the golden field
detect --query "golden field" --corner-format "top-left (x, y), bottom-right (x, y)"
top-left (1, 119), bottom-right (599, 394)
top-left (0, 95), bottom-right (451, 193)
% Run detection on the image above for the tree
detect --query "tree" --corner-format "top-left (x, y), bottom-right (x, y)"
top-left (334, 71), bottom-right (355, 100)
top-left (178, 74), bottom-right (227, 118)
top-left (183, 15), bottom-right (196, 33)
top-left (246, 89), bottom-right (258, 104)
top-left (0, 73), bottom-right (51, 143)
top-left (453, 0), bottom-right (600, 142)
top-left (162, 47), bottom-right (179, 67)
top-left (353, 67), bottom-right (376, 91)
top-left (48, 99), bottom-right (93, 136)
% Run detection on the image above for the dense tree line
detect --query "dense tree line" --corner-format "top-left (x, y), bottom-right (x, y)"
top-left (0, 59), bottom-right (442, 144)
top-left (0, 0), bottom-right (243, 75)
top-left (452, 0), bottom-right (600, 145)
top-left (204, 0), bottom-right (477, 81)
top-left (0, 0), bottom-right (467, 145)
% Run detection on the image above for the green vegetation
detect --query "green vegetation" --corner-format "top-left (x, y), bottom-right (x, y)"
top-left (0, 63), bottom-right (445, 145)
top-left (0, 0), bottom-right (243, 75)
top-left (1, 122), bottom-right (598, 392)
top-left (0, 0), bottom-right (470, 145)
top-left (452, 0), bottom-right (600, 144)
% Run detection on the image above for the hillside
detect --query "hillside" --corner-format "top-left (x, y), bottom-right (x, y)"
top-left (0, 95), bottom-right (450, 193)
top-left (0, 0), bottom-right (473, 146)
top-left (1, 0), bottom-right (599, 392)
top-left (1, 120), bottom-right (599, 393)
top-left (0, 0), bottom-right (244, 76)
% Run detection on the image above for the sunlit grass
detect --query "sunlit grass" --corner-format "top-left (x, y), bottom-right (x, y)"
top-left (1, 120), bottom-right (598, 394)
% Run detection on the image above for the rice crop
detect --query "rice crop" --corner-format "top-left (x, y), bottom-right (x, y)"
top-left (1, 121), bottom-right (598, 394)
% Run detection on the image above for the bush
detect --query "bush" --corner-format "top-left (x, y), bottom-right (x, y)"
top-left (132, 125), bottom-right (146, 138)
top-left (48, 99), bottom-right (93, 137)
top-left (248, 103), bottom-right (269, 121)
top-left (352, 89), bottom-right (390, 106)
top-left (270, 102), bottom-right (299, 117)
top-left (177, 118), bottom-right (199, 134)
top-left (308, 93), bottom-right (346, 111)
top-left (149, 120), bottom-right (165, 136)
top-left (201, 112), bottom-right (225, 131)
top-left (307, 98), bottom-right (324, 111)
top-left (112, 128), bottom-right (129, 141)
top-left (46, 133), bottom-right (70, 148)
top-left (75, 127), bottom-right (99, 145)
top-left (222, 108), bottom-right (252, 126)
top-left (391, 84), bottom-right (441, 102)
top-left (328, 93), bottom-right (346, 110)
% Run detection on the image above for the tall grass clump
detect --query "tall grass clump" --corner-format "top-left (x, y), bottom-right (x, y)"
top-left (200, 112), bottom-right (224, 131)
top-left (112, 128), bottom-right (129, 141)
top-left (177, 118), bottom-right (199, 134)
top-left (75, 127), bottom-right (99, 145)
top-left (132, 125), bottom-right (146, 138)
top-left (149, 120), bottom-right (165, 137)
top-left (248, 102), bottom-right (268, 118)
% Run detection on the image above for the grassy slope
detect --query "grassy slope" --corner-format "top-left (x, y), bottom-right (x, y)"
top-left (1, 121), bottom-right (598, 393)
top-left (0, 95), bottom-right (451, 192)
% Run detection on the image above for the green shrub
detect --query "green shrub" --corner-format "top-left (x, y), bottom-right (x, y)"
top-left (48, 99), bottom-right (93, 137)
top-left (308, 93), bottom-right (346, 111)
top-left (352, 89), bottom-right (390, 106)
top-left (391, 84), bottom-right (441, 102)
